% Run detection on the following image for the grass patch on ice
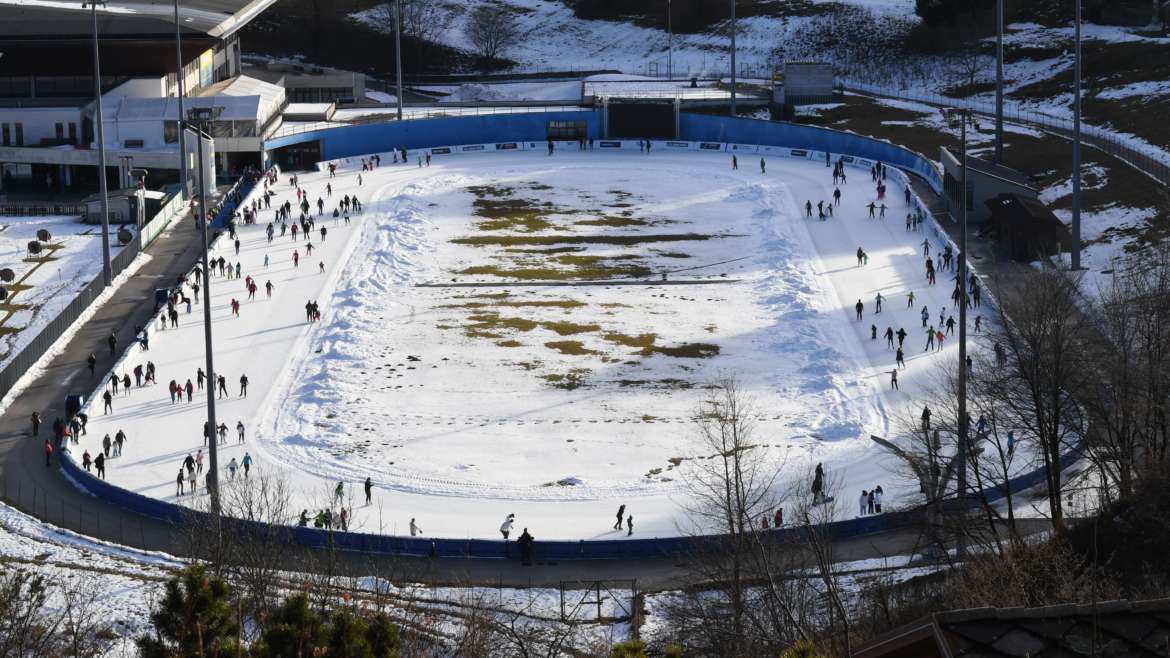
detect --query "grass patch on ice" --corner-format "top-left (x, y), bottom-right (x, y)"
top-left (503, 246), bottom-right (588, 255)
top-left (574, 216), bottom-right (647, 228)
top-left (650, 343), bottom-right (720, 358)
top-left (544, 340), bottom-right (599, 356)
top-left (458, 260), bottom-right (652, 280)
top-left (542, 369), bottom-right (590, 390)
top-left (542, 320), bottom-right (601, 336)
top-left (496, 340), bottom-right (524, 348)
top-left (464, 312), bottom-right (539, 334)
top-left (604, 332), bottom-right (658, 349)
top-left (452, 233), bottom-right (721, 247)
top-left (442, 299), bottom-right (587, 310)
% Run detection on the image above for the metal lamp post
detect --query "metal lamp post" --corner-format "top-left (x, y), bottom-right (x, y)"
top-left (995, 0), bottom-right (1004, 163)
top-left (1071, 0), bottom-right (1083, 270)
top-left (729, 0), bottom-right (737, 116)
top-left (174, 0), bottom-right (189, 201)
top-left (394, 0), bottom-right (404, 121)
top-left (943, 108), bottom-right (971, 560)
top-left (667, 0), bottom-right (673, 80)
top-left (186, 106), bottom-right (223, 514)
top-left (84, 1), bottom-right (113, 286)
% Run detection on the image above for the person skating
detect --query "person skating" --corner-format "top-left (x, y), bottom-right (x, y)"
top-left (921, 405), bottom-right (932, 432)
top-left (299, 510), bottom-right (310, 526)
top-left (924, 326), bottom-right (935, 351)
top-left (217, 375), bottom-right (228, 399)
top-left (334, 481), bottom-right (344, 504)
top-left (500, 513), bottom-right (515, 540)
top-left (805, 200), bottom-right (812, 217)
top-left (176, 469), bottom-right (185, 496)
top-left (241, 452), bottom-right (253, 478)
top-left (906, 291), bottom-right (915, 308)
top-left (78, 411), bottom-right (88, 436)
top-left (239, 373), bottom-right (248, 397)
top-left (95, 453), bottom-right (106, 480)
top-left (517, 528), bottom-right (534, 565)
top-left (856, 247), bottom-right (865, 267)
top-left (614, 504), bottom-right (625, 530)
top-left (890, 369), bottom-right (899, 390)
top-left (107, 332), bottom-right (117, 356)
top-left (410, 518), bottom-right (422, 536)
top-left (30, 412), bottom-right (40, 437)
top-left (197, 368), bottom-right (205, 390)
top-left (44, 439), bottom-right (53, 467)
top-left (110, 373), bottom-right (120, 395)
top-left (874, 486), bottom-right (883, 513)
top-left (82, 450), bottom-right (92, 472)
top-left (833, 187), bottom-right (841, 205)
top-left (87, 353), bottom-right (97, 376)
top-left (217, 423), bottom-right (228, 445)
top-left (121, 373), bottom-right (131, 394)
top-left (236, 420), bottom-right (245, 443)
top-left (732, 155), bottom-right (738, 170)
top-left (867, 202), bottom-right (876, 218)
top-left (855, 299), bottom-right (864, 321)
top-left (884, 327), bottom-right (894, 349)
top-left (185, 379), bottom-right (194, 402)
top-left (103, 390), bottom-right (113, 415)
top-left (871, 324), bottom-right (877, 341)
top-left (875, 292), bottom-right (883, 313)
top-left (102, 433), bottom-right (111, 457)
top-left (227, 457), bottom-right (239, 479)
top-left (920, 306), bottom-right (929, 328)
top-left (364, 476), bottom-right (373, 505)
top-left (114, 429), bottom-right (126, 456)
top-left (895, 347), bottom-right (905, 369)
top-left (760, 158), bottom-right (766, 174)
top-left (626, 515), bottom-right (634, 536)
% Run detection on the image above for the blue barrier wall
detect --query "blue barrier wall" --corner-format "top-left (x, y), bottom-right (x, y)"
top-left (677, 114), bottom-right (943, 192)
top-left (266, 110), bottom-right (603, 162)
top-left (52, 112), bottom-right (1066, 561)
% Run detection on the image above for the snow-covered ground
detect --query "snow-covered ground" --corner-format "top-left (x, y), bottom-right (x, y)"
top-left (351, 0), bottom-right (918, 79)
top-left (0, 215), bottom-right (128, 370)
top-left (68, 146), bottom-right (1034, 541)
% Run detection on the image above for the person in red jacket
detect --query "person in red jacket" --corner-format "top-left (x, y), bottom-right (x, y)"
top-left (44, 439), bottom-right (53, 467)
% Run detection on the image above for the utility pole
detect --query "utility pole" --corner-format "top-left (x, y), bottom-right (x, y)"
top-left (729, 0), bottom-right (737, 116)
top-left (1071, 0), bottom-right (1083, 270)
top-left (86, 1), bottom-right (112, 286)
top-left (188, 107), bottom-right (223, 514)
top-left (394, 0), bottom-right (404, 121)
top-left (173, 0), bottom-right (188, 201)
top-left (667, 0), bottom-right (673, 80)
top-left (945, 107), bottom-right (973, 557)
top-left (994, 0), bottom-right (1004, 163)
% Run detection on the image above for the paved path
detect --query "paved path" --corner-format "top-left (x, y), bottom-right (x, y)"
top-left (0, 188), bottom-right (1050, 592)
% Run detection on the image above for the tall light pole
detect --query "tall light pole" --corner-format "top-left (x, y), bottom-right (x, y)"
top-left (729, 0), bottom-right (737, 116)
top-left (187, 107), bottom-right (223, 514)
top-left (174, 0), bottom-right (189, 202)
top-left (394, 0), bottom-right (404, 121)
top-left (1071, 0), bottom-right (1083, 270)
top-left (943, 108), bottom-right (971, 560)
top-left (85, 1), bottom-right (112, 286)
top-left (667, 0), bottom-right (673, 80)
top-left (994, 0), bottom-right (1004, 163)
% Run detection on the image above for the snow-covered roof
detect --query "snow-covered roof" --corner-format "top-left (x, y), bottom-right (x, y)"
top-left (0, 0), bottom-right (277, 39)
top-left (111, 78), bottom-right (284, 124)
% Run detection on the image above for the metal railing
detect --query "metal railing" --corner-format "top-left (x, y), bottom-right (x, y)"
top-left (840, 79), bottom-right (1170, 188)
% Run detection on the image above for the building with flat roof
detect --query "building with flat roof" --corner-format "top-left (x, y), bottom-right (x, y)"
top-left (0, 0), bottom-right (278, 201)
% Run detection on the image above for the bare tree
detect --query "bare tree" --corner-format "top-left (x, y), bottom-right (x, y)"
top-left (369, 0), bottom-right (450, 50)
top-left (982, 269), bottom-right (1089, 535)
top-left (464, 4), bottom-right (519, 64)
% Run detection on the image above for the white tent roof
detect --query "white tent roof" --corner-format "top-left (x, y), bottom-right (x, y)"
top-left (112, 76), bottom-right (284, 123)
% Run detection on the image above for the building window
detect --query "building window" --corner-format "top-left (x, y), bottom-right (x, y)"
top-left (14, 123), bottom-right (22, 146)
top-left (1, 123), bottom-right (9, 146)
top-left (164, 120), bottom-right (179, 144)
top-left (55, 123), bottom-right (64, 140)
top-left (68, 123), bottom-right (77, 143)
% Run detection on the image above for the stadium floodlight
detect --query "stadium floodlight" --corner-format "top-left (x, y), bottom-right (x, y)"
top-left (84, 0), bottom-right (113, 286)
